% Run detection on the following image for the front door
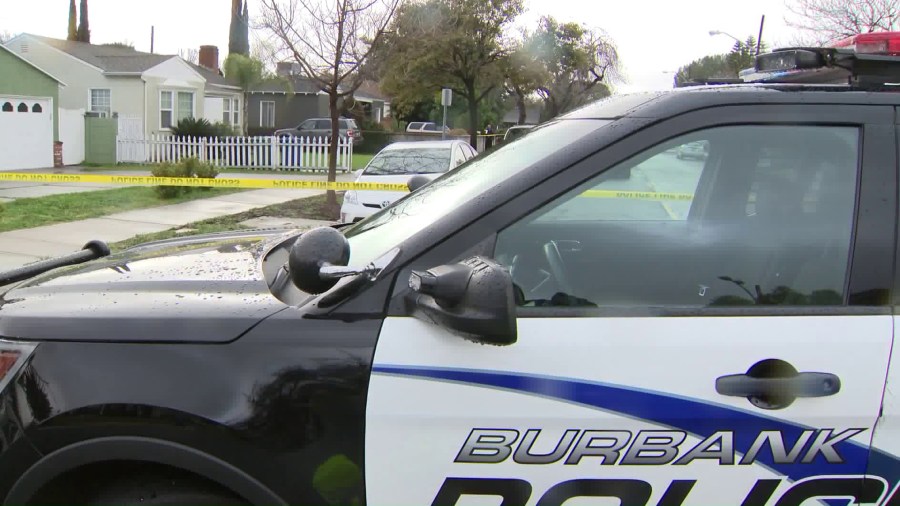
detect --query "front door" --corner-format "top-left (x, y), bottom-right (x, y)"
top-left (366, 113), bottom-right (896, 505)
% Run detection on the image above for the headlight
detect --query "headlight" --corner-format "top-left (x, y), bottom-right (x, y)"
top-left (344, 191), bottom-right (359, 205)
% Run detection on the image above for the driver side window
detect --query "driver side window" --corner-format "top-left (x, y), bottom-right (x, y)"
top-left (494, 125), bottom-right (860, 309)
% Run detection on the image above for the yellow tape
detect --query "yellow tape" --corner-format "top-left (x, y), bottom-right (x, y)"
top-left (0, 173), bottom-right (696, 200)
top-left (0, 173), bottom-right (410, 192)
top-left (581, 190), bottom-right (694, 201)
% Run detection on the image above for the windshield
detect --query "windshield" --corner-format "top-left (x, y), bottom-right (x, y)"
top-left (363, 148), bottom-right (452, 176)
top-left (344, 119), bottom-right (606, 264)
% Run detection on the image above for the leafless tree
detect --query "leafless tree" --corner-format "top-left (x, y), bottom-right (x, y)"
top-left (258, 0), bottom-right (399, 213)
top-left (0, 31), bottom-right (13, 44)
top-left (179, 48), bottom-right (199, 64)
top-left (786, 0), bottom-right (900, 44)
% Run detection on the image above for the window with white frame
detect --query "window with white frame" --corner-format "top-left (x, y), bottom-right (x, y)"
top-left (90, 89), bottom-right (111, 116)
top-left (260, 101), bottom-right (275, 128)
top-left (160, 91), bottom-right (173, 129)
top-left (223, 98), bottom-right (240, 128)
top-left (177, 92), bottom-right (194, 122)
top-left (160, 91), bottom-right (195, 129)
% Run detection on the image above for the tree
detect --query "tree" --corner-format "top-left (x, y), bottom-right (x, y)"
top-left (230, 0), bottom-right (250, 56)
top-left (180, 48), bottom-right (199, 64)
top-left (503, 39), bottom-right (546, 124)
top-left (0, 31), bottom-right (12, 44)
top-left (67, 0), bottom-right (78, 41)
top-left (223, 54), bottom-right (266, 134)
top-left (674, 54), bottom-right (733, 87)
top-left (77, 0), bottom-right (90, 43)
top-left (259, 0), bottom-right (399, 214)
top-left (786, 0), bottom-right (899, 44)
top-left (379, 0), bottom-right (524, 144)
top-left (525, 16), bottom-right (619, 120)
top-left (727, 36), bottom-right (767, 75)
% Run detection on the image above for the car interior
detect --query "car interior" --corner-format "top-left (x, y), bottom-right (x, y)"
top-left (494, 125), bottom-right (859, 309)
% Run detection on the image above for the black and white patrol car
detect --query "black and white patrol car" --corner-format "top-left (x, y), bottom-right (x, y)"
top-left (1, 33), bottom-right (899, 506)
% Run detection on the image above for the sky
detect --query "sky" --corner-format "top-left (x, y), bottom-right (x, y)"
top-left (0, 0), bottom-right (798, 93)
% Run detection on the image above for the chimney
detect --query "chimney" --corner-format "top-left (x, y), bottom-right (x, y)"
top-left (276, 61), bottom-right (293, 77)
top-left (199, 45), bottom-right (219, 71)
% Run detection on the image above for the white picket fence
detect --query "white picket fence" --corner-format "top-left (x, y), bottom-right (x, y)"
top-left (117, 135), bottom-right (354, 172)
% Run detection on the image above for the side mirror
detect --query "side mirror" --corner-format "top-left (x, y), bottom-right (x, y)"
top-left (408, 257), bottom-right (517, 345)
top-left (289, 226), bottom-right (396, 296)
top-left (289, 227), bottom-right (351, 294)
top-left (407, 174), bottom-right (430, 192)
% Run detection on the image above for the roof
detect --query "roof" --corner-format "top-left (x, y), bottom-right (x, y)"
top-left (252, 75), bottom-right (322, 94)
top-left (189, 62), bottom-right (240, 89)
top-left (354, 80), bottom-right (389, 102)
top-left (26, 34), bottom-right (172, 73)
top-left (382, 140), bottom-right (466, 151)
top-left (559, 84), bottom-right (900, 122)
top-left (0, 43), bottom-right (66, 86)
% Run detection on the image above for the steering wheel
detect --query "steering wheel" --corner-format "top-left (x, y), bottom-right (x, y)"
top-left (542, 241), bottom-right (575, 295)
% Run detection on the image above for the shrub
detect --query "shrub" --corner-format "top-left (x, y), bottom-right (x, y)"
top-left (171, 117), bottom-right (216, 138)
top-left (151, 157), bottom-right (219, 198)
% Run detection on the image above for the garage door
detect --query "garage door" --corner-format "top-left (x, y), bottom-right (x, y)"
top-left (0, 96), bottom-right (53, 170)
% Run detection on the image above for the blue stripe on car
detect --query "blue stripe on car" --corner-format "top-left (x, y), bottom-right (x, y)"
top-left (372, 365), bottom-right (899, 492)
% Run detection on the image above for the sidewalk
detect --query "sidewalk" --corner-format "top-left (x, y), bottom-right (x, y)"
top-left (0, 188), bottom-right (332, 270)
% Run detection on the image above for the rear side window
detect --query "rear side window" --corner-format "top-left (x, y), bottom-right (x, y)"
top-left (408, 122), bottom-right (424, 130)
top-left (495, 125), bottom-right (860, 309)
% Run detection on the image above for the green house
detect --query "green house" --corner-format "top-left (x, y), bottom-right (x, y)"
top-left (0, 43), bottom-right (64, 170)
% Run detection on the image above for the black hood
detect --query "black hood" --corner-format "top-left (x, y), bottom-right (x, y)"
top-left (0, 230), bottom-right (298, 343)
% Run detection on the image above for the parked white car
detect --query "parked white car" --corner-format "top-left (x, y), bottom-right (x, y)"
top-left (340, 140), bottom-right (477, 223)
top-left (406, 122), bottom-right (450, 134)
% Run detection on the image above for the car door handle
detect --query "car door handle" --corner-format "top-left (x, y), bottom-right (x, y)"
top-left (715, 372), bottom-right (841, 398)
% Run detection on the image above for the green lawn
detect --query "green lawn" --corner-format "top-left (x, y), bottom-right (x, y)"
top-left (112, 193), bottom-right (343, 251)
top-left (0, 187), bottom-right (241, 233)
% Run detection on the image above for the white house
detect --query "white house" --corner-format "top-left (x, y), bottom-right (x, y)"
top-left (4, 34), bottom-right (243, 140)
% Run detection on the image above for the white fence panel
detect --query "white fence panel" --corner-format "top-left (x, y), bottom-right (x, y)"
top-left (116, 134), bottom-right (354, 171)
top-left (116, 115), bottom-right (145, 163)
top-left (59, 108), bottom-right (85, 165)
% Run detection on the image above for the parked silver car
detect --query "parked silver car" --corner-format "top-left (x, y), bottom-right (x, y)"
top-left (275, 117), bottom-right (363, 142)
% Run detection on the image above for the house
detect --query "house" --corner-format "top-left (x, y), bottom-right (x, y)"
top-left (3, 34), bottom-right (243, 140)
top-left (0, 43), bottom-right (64, 170)
top-left (246, 62), bottom-right (391, 134)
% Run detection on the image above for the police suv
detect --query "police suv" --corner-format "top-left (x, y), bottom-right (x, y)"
top-left (0, 33), bottom-right (899, 506)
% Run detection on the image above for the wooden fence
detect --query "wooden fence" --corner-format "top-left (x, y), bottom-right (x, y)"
top-left (117, 135), bottom-right (354, 172)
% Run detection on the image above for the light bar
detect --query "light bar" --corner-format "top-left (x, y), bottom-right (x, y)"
top-left (831, 32), bottom-right (900, 55)
top-left (755, 49), bottom-right (825, 73)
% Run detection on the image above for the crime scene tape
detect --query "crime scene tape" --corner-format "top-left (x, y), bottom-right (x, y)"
top-left (0, 173), bottom-right (695, 200)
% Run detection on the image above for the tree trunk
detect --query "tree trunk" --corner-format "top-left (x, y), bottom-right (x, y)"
top-left (515, 88), bottom-right (527, 125)
top-left (466, 83), bottom-right (479, 147)
top-left (326, 91), bottom-right (340, 218)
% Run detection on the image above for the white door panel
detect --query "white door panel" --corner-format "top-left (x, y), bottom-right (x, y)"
top-left (367, 316), bottom-right (894, 506)
top-left (0, 96), bottom-right (53, 170)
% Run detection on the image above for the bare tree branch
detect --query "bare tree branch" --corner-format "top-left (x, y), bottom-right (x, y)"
top-left (258, 0), bottom-right (399, 211)
top-left (786, 0), bottom-right (900, 44)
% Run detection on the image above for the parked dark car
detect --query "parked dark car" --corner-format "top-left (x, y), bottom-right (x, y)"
top-left (275, 117), bottom-right (363, 143)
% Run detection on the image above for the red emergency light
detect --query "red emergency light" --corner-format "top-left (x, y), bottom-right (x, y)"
top-left (830, 32), bottom-right (900, 55)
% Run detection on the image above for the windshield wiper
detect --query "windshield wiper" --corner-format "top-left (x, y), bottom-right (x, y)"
top-left (0, 240), bottom-right (111, 287)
